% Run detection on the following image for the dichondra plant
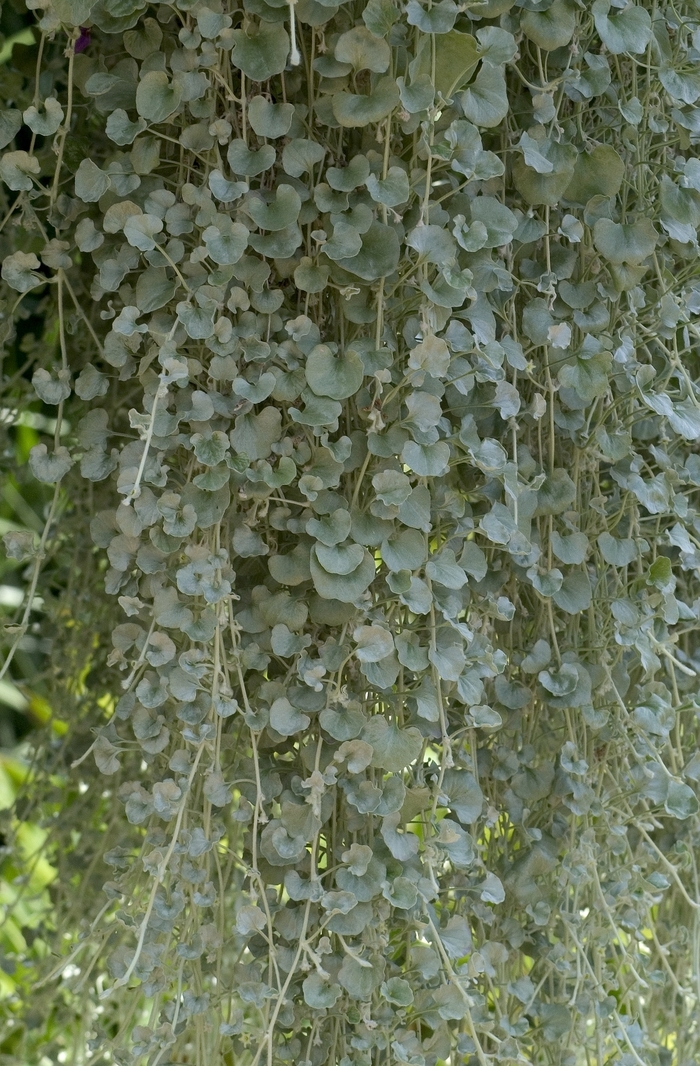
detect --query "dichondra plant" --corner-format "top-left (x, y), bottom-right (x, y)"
top-left (3, 0), bottom-right (700, 1065)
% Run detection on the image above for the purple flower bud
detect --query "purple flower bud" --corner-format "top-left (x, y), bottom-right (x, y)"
top-left (75, 28), bottom-right (91, 54)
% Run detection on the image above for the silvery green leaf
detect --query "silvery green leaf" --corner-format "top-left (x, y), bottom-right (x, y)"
top-left (335, 739), bottom-right (374, 774)
top-left (0, 150), bottom-right (40, 191)
top-left (442, 768), bottom-right (483, 824)
top-left (94, 735), bottom-right (121, 775)
top-left (407, 224), bottom-right (457, 265)
top-left (136, 71), bottom-right (182, 124)
top-left (540, 1004), bottom-right (573, 1041)
top-left (248, 96), bottom-right (294, 138)
top-left (593, 217), bottom-right (659, 264)
top-left (470, 705), bottom-right (502, 728)
top-left (433, 983), bottom-right (467, 1020)
top-left (373, 469), bottom-right (412, 507)
top-left (135, 266), bottom-right (175, 313)
top-left (320, 704), bottom-right (366, 741)
top-left (203, 771), bottom-right (231, 807)
top-left (354, 624), bottom-right (394, 662)
top-left (282, 138), bottom-right (325, 178)
top-left (180, 122), bottom-right (214, 152)
top-left (665, 780), bottom-right (699, 820)
top-left (381, 978), bottom-right (414, 1006)
top-left (326, 154), bottom-right (370, 191)
top-left (558, 349), bottom-right (611, 402)
top-left (381, 811), bottom-right (419, 860)
top-left (512, 136), bottom-right (578, 205)
top-left (521, 0), bottom-right (576, 51)
top-left (402, 440), bottom-right (450, 476)
top-left (192, 430), bottom-right (230, 466)
top-left (381, 529), bottom-right (427, 572)
top-left (460, 542), bottom-right (487, 582)
top-left (303, 974), bottom-right (342, 1009)
top-left (535, 469), bottom-right (576, 516)
top-left (290, 391), bottom-right (343, 429)
top-left (397, 73), bottom-right (435, 113)
top-left (335, 26), bottom-right (391, 72)
top-left (232, 524), bottom-right (269, 557)
top-left (75, 365), bottom-right (109, 400)
top-left (408, 333), bottom-right (450, 376)
top-left (123, 17), bottom-right (163, 58)
top-left (208, 169), bottom-right (247, 203)
top-left (323, 220), bottom-right (362, 261)
top-left (202, 220), bottom-right (249, 264)
top-left (336, 218), bottom-right (400, 279)
top-left (227, 139), bottom-right (276, 177)
top-left (592, 0), bottom-right (651, 54)
top-left (660, 66), bottom-right (700, 106)
top-left (476, 26), bottom-right (517, 66)
top-left (248, 224), bottom-right (302, 258)
top-left (176, 302), bottom-right (215, 340)
top-left (233, 373), bottom-right (276, 403)
top-left (395, 630), bottom-right (429, 672)
top-left (32, 368), bottom-right (71, 405)
top-left (2, 250), bottom-right (42, 292)
top-left (29, 444), bottom-right (74, 483)
top-left (23, 96), bottom-right (63, 136)
top-left (315, 541), bottom-right (365, 575)
top-left (306, 508), bottom-right (352, 546)
top-left (429, 631), bottom-right (465, 681)
top-left (294, 257), bottom-right (330, 293)
top-left (124, 212), bottom-right (163, 251)
top-left (492, 380), bottom-right (520, 419)
top-left (0, 109), bottom-right (21, 150)
top-left (550, 531), bottom-right (588, 565)
top-left (247, 185), bottom-right (301, 231)
top-left (267, 543), bottom-right (311, 586)
top-left (332, 77), bottom-right (400, 128)
top-left (459, 64), bottom-right (508, 128)
top-left (230, 20), bottom-right (290, 81)
top-left (338, 954), bottom-right (385, 1000)
top-left (552, 571), bottom-right (592, 614)
top-left (382, 876), bottom-right (418, 909)
top-left (366, 166), bottom-right (409, 207)
top-left (439, 915), bottom-right (473, 958)
top-left (597, 532), bottom-right (638, 566)
top-left (105, 108), bottom-right (147, 144)
top-left (564, 51), bottom-right (612, 103)
top-left (363, 0), bottom-right (397, 35)
top-left (559, 214), bottom-right (584, 242)
top-left (362, 717), bottom-right (422, 771)
top-left (75, 218), bottom-right (103, 254)
top-left (399, 576), bottom-right (432, 614)
top-left (518, 130), bottom-right (554, 174)
top-left (305, 344), bottom-right (364, 400)
top-left (426, 549), bottom-right (467, 589)
top-left (406, 0), bottom-right (458, 34)
top-left (270, 696), bottom-right (310, 736)
top-left (114, 305), bottom-right (147, 336)
top-left (564, 144), bottom-right (624, 203)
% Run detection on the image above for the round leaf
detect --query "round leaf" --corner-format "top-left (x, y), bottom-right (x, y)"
top-left (306, 344), bottom-right (364, 400)
top-left (136, 71), bottom-right (182, 124)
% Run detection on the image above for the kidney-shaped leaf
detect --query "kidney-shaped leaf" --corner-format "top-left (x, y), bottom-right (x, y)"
top-left (230, 20), bottom-right (290, 81)
top-left (305, 344), bottom-right (364, 400)
top-left (593, 218), bottom-right (659, 264)
top-left (332, 77), bottom-right (399, 128)
top-left (362, 717), bottom-right (423, 771)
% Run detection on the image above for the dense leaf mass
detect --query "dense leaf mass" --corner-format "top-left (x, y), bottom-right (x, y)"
top-left (2, 1), bottom-right (700, 1065)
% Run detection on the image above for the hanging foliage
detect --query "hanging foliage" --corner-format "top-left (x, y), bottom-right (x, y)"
top-left (2, 1), bottom-right (700, 1065)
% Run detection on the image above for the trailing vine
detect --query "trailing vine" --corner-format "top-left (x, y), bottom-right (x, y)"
top-left (2, 1), bottom-right (700, 1065)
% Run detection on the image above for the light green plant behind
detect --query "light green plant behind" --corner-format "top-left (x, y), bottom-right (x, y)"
top-left (2, 1), bottom-right (700, 1065)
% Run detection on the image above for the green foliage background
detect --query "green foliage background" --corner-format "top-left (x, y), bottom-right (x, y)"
top-left (2, 0), bottom-right (700, 1064)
